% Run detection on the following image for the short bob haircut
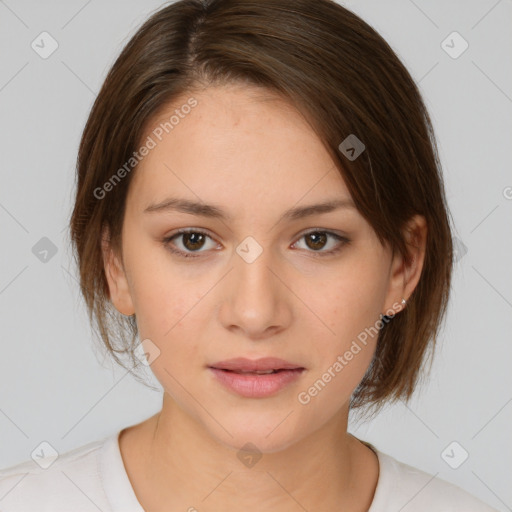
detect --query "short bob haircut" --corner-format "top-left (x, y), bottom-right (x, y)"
top-left (69, 0), bottom-right (453, 417)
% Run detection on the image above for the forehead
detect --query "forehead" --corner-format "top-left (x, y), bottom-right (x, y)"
top-left (127, 84), bottom-right (352, 217)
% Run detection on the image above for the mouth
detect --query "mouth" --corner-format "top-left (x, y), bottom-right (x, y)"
top-left (208, 356), bottom-right (305, 373)
top-left (208, 357), bottom-right (306, 398)
top-left (214, 369), bottom-right (292, 374)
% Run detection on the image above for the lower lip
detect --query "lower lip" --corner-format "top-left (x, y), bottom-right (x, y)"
top-left (208, 368), bottom-right (305, 398)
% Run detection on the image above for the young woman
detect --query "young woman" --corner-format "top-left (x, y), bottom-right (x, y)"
top-left (0, 0), bottom-right (499, 510)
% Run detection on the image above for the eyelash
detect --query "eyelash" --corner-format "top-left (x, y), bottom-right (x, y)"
top-left (162, 228), bottom-right (349, 259)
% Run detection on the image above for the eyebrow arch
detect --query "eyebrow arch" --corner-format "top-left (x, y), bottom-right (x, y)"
top-left (143, 197), bottom-right (356, 223)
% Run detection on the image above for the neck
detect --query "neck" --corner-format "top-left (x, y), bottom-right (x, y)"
top-left (119, 393), bottom-right (379, 511)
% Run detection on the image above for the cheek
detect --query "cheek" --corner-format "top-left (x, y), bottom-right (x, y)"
top-left (293, 256), bottom-right (388, 401)
top-left (294, 286), bottom-right (382, 418)
top-left (134, 282), bottom-right (206, 345)
top-left (124, 240), bottom-right (206, 338)
top-left (313, 259), bottom-right (389, 345)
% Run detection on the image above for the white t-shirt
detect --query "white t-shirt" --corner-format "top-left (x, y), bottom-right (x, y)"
top-left (0, 430), bottom-right (498, 511)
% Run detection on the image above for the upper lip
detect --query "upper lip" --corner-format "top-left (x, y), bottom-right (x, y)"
top-left (209, 357), bottom-right (304, 372)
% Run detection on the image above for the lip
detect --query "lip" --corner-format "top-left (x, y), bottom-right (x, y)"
top-left (208, 357), bottom-right (306, 398)
top-left (209, 357), bottom-right (304, 372)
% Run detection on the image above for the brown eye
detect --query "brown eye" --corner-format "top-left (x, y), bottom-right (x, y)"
top-left (162, 229), bottom-right (218, 258)
top-left (305, 232), bottom-right (328, 250)
top-left (293, 230), bottom-right (349, 256)
top-left (181, 232), bottom-right (206, 251)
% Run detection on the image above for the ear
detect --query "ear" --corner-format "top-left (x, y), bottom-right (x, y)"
top-left (382, 214), bottom-right (427, 315)
top-left (101, 227), bottom-right (135, 316)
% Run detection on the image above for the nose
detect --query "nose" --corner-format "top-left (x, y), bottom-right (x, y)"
top-left (218, 242), bottom-right (293, 340)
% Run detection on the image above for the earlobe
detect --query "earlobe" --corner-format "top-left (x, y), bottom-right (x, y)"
top-left (101, 228), bottom-right (135, 316)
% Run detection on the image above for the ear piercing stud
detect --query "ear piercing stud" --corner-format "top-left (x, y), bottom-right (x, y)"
top-left (379, 298), bottom-right (407, 321)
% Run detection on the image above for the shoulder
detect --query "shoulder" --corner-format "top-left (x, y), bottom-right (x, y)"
top-left (368, 445), bottom-right (499, 512)
top-left (0, 435), bottom-right (112, 512)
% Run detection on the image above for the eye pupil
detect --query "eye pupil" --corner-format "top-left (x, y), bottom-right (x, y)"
top-left (183, 232), bottom-right (205, 251)
top-left (306, 232), bottom-right (327, 250)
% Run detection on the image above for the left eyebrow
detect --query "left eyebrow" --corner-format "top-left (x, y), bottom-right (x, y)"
top-left (143, 197), bottom-right (356, 223)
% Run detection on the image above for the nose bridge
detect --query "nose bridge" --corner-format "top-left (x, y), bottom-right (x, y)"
top-left (219, 235), bottom-right (291, 337)
top-left (236, 238), bottom-right (276, 298)
top-left (234, 235), bottom-right (279, 310)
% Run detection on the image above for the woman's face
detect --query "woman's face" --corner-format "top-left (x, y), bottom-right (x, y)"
top-left (105, 83), bottom-right (406, 452)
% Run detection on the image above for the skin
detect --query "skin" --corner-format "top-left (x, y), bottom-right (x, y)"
top-left (102, 83), bottom-right (427, 511)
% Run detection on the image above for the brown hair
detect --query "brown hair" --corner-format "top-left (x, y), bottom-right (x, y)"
top-left (69, 0), bottom-right (453, 416)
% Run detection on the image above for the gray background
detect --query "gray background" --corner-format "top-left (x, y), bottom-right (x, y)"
top-left (0, 0), bottom-right (511, 510)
